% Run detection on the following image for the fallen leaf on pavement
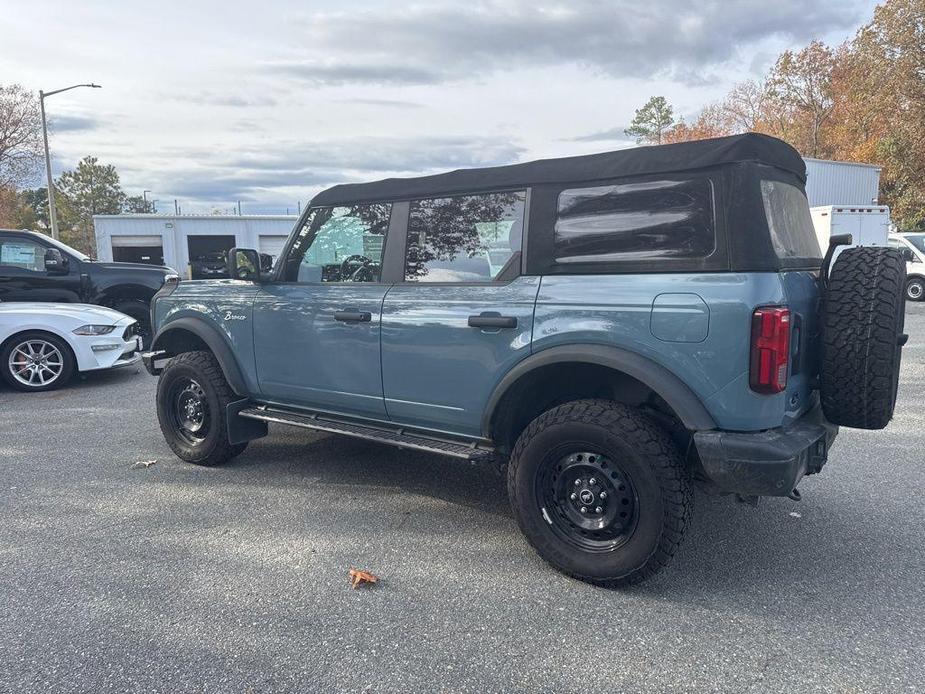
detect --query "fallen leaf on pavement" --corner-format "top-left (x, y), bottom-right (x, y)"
top-left (349, 569), bottom-right (379, 589)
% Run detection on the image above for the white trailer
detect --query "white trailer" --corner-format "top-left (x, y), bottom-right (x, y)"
top-left (810, 205), bottom-right (890, 260)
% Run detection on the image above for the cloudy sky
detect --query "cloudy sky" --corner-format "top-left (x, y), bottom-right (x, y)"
top-left (2, 0), bottom-right (880, 214)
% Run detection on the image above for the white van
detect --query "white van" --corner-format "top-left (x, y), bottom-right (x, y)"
top-left (887, 233), bottom-right (925, 301)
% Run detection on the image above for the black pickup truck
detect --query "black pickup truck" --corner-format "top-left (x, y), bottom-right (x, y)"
top-left (0, 229), bottom-right (177, 341)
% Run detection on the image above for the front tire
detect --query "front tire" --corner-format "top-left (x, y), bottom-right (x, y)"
top-left (156, 351), bottom-right (247, 465)
top-left (113, 299), bottom-right (152, 348)
top-left (1, 331), bottom-right (75, 392)
top-left (507, 400), bottom-right (692, 587)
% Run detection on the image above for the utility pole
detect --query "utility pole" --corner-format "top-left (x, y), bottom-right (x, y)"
top-left (237, 200), bottom-right (242, 216)
top-left (174, 199), bottom-right (179, 215)
top-left (143, 190), bottom-right (151, 212)
top-left (39, 83), bottom-right (101, 239)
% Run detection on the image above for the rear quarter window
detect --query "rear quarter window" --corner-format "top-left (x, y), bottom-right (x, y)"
top-left (761, 180), bottom-right (821, 259)
top-left (553, 178), bottom-right (716, 264)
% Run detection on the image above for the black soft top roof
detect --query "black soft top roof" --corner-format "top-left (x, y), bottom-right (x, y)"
top-left (311, 132), bottom-right (805, 206)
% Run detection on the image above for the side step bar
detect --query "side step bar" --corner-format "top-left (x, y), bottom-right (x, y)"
top-left (238, 406), bottom-right (496, 462)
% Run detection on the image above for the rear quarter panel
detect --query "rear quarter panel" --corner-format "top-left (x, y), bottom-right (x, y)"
top-left (534, 273), bottom-right (812, 431)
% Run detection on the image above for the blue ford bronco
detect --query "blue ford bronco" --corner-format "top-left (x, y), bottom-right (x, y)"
top-left (144, 134), bottom-right (906, 586)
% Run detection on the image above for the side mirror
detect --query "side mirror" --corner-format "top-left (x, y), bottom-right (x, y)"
top-left (227, 247), bottom-right (263, 282)
top-left (258, 253), bottom-right (274, 273)
top-left (44, 248), bottom-right (68, 274)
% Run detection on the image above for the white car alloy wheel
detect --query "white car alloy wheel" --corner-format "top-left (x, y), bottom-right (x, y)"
top-left (907, 278), bottom-right (924, 301)
top-left (8, 338), bottom-right (65, 388)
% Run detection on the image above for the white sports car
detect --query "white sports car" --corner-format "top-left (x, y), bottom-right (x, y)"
top-left (0, 303), bottom-right (141, 392)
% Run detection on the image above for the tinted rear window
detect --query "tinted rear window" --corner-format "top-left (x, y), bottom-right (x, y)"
top-left (554, 178), bottom-right (715, 264)
top-left (761, 180), bottom-right (821, 259)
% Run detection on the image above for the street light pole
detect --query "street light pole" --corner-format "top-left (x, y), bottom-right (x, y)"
top-left (39, 83), bottom-right (102, 239)
top-left (38, 91), bottom-right (59, 239)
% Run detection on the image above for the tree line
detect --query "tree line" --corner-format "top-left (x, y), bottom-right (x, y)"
top-left (624, 0), bottom-right (924, 230)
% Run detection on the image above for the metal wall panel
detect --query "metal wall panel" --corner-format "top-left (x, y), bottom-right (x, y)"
top-left (804, 158), bottom-right (881, 206)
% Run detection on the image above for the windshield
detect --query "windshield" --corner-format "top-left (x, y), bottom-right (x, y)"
top-left (42, 234), bottom-right (92, 261)
top-left (904, 235), bottom-right (925, 255)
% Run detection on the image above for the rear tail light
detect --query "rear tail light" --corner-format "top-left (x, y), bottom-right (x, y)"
top-left (750, 307), bottom-right (791, 394)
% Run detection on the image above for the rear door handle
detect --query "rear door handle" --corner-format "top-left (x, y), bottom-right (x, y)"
top-left (334, 310), bottom-right (372, 323)
top-left (468, 313), bottom-right (518, 329)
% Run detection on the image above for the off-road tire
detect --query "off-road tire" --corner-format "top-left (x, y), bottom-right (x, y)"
top-left (507, 400), bottom-right (692, 588)
top-left (905, 277), bottom-right (924, 302)
top-left (156, 350), bottom-right (247, 465)
top-left (0, 331), bottom-right (76, 392)
top-left (821, 246), bottom-right (906, 430)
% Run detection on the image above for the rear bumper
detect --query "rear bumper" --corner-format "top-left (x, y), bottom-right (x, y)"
top-left (693, 404), bottom-right (838, 497)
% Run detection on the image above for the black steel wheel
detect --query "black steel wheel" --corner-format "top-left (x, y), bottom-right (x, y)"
top-left (508, 400), bottom-right (691, 587)
top-left (167, 378), bottom-right (211, 446)
top-left (539, 451), bottom-right (639, 552)
top-left (156, 350), bottom-right (247, 465)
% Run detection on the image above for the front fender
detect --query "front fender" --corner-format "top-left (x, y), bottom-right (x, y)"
top-left (151, 316), bottom-right (250, 396)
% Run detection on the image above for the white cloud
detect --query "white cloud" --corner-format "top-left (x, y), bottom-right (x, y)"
top-left (0, 0), bottom-right (878, 212)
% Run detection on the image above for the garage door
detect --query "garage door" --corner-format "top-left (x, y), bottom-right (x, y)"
top-left (111, 235), bottom-right (165, 265)
top-left (111, 235), bottom-right (163, 248)
top-left (259, 235), bottom-right (288, 265)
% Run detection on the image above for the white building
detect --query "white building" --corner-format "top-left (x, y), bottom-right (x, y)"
top-left (804, 158), bottom-right (881, 206)
top-left (93, 214), bottom-right (297, 278)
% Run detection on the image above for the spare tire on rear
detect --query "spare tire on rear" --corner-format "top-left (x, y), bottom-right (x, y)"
top-left (820, 246), bottom-right (906, 429)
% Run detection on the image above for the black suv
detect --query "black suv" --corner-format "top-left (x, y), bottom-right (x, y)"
top-left (0, 229), bottom-right (177, 341)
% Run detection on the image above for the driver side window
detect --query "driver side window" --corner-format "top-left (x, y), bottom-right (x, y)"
top-left (0, 239), bottom-right (45, 272)
top-left (282, 204), bottom-right (391, 283)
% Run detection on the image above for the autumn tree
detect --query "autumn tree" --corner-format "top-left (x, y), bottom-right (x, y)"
top-left (662, 104), bottom-right (736, 144)
top-left (625, 96), bottom-right (676, 145)
top-left (0, 84), bottom-right (43, 225)
top-left (835, 0), bottom-right (925, 229)
top-left (763, 41), bottom-right (839, 158)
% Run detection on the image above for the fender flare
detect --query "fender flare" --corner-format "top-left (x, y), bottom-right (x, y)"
top-left (482, 344), bottom-right (717, 437)
top-left (151, 316), bottom-right (249, 395)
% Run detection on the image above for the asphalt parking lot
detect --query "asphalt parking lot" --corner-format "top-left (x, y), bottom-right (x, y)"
top-left (2, 309), bottom-right (924, 694)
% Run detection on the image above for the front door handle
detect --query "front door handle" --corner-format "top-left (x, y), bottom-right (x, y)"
top-left (334, 310), bottom-right (372, 323)
top-left (468, 313), bottom-right (518, 329)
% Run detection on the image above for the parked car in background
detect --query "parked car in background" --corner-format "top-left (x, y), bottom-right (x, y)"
top-left (190, 250), bottom-right (230, 280)
top-left (144, 133), bottom-right (907, 587)
top-left (0, 303), bottom-right (141, 391)
top-left (0, 230), bottom-right (178, 343)
top-left (888, 233), bottom-right (925, 300)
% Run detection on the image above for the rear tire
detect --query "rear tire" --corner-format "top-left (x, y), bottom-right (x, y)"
top-left (821, 246), bottom-right (906, 430)
top-left (507, 400), bottom-right (691, 588)
top-left (156, 351), bottom-right (247, 465)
